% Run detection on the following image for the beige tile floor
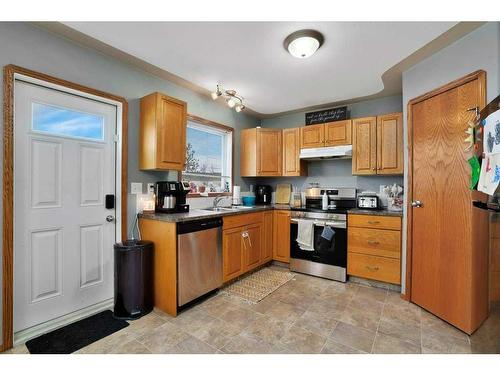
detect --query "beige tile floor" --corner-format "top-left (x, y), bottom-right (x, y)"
top-left (5, 266), bottom-right (500, 354)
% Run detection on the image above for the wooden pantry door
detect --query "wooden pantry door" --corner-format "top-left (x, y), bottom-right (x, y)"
top-left (407, 71), bottom-right (488, 333)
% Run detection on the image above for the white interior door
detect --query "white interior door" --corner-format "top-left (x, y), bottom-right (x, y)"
top-left (13, 81), bottom-right (117, 333)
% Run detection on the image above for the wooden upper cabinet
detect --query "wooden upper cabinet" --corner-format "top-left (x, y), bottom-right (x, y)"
top-left (324, 120), bottom-right (352, 146)
top-left (240, 128), bottom-right (282, 177)
top-left (376, 112), bottom-right (403, 175)
top-left (140, 92), bottom-right (187, 171)
top-left (352, 113), bottom-right (403, 176)
top-left (352, 117), bottom-right (377, 175)
top-left (257, 129), bottom-right (282, 176)
top-left (300, 124), bottom-right (324, 148)
top-left (283, 128), bottom-right (307, 177)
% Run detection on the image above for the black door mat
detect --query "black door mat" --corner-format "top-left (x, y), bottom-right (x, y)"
top-left (25, 310), bottom-right (129, 354)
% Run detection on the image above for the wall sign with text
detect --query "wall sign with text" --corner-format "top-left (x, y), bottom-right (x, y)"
top-left (305, 106), bottom-right (348, 125)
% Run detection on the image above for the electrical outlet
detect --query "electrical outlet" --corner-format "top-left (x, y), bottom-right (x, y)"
top-left (147, 183), bottom-right (155, 194)
top-left (130, 182), bottom-right (143, 194)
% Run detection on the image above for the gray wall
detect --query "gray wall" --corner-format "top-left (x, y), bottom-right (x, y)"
top-left (0, 22), bottom-right (259, 345)
top-left (400, 22), bottom-right (500, 293)
top-left (252, 95), bottom-right (404, 193)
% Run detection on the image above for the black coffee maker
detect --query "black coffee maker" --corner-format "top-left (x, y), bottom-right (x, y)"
top-left (155, 181), bottom-right (190, 213)
top-left (255, 185), bottom-right (272, 205)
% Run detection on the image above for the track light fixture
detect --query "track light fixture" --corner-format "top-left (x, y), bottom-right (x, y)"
top-left (211, 85), bottom-right (246, 112)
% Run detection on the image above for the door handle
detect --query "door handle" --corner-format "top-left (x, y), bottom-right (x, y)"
top-left (106, 215), bottom-right (115, 222)
top-left (367, 240), bottom-right (380, 246)
top-left (411, 200), bottom-right (422, 208)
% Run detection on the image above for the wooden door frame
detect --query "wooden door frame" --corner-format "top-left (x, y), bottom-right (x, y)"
top-left (404, 70), bottom-right (486, 301)
top-left (2, 65), bottom-right (129, 351)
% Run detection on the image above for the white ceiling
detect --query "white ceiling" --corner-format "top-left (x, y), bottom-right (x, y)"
top-left (63, 22), bottom-right (456, 115)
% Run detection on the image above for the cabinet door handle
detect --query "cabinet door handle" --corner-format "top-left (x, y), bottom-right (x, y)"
top-left (367, 221), bottom-right (380, 225)
top-left (367, 240), bottom-right (380, 245)
top-left (242, 231), bottom-right (248, 249)
top-left (365, 265), bottom-right (380, 272)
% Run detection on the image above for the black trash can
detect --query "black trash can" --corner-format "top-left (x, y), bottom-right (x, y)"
top-left (114, 240), bottom-right (154, 319)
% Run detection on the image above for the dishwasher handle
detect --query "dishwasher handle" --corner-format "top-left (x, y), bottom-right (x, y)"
top-left (177, 218), bottom-right (223, 235)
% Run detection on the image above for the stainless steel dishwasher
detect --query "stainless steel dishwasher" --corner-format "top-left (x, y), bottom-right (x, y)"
top-left (177, 217), bottom-right (223, 306)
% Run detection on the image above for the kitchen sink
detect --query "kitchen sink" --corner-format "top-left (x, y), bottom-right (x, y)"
top-left (200, 206), bottom-right (254, 212)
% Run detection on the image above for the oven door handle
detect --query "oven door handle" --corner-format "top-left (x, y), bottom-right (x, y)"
top-left (290, 218), bottom-right (346, 229)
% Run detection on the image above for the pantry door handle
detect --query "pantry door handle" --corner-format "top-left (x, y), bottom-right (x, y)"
top-left (411, 200), bottom-right (423, 208)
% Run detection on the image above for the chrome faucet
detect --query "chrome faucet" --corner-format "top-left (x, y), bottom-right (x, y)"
top-left (213, 196), bottom-right (226, 209)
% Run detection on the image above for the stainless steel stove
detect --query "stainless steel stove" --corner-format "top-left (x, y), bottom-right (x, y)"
top-left (289, 187), bottom-right (356, 282)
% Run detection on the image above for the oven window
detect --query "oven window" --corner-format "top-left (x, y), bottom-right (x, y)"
top-left (290, 223), bottom-right (347, 268)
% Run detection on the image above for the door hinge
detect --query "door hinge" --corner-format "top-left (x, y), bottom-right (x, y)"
top-left (113, 134), bottom-right (120, 143)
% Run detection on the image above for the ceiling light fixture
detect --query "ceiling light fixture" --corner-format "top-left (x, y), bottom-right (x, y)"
top-left (284, 29), bottom-right (324, 59)
top-left (211, 85), bottom-right (246, 112)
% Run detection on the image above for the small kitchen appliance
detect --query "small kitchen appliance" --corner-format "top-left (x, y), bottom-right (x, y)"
top-left (357, 193), bottom-right (380, 210)
top-left (255, 185), bottom-right (272, 205)
top-left (155, 181), bottom-right (190, 213)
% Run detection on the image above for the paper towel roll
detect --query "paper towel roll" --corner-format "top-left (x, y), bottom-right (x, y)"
top-left (232, 185), bottom-right (241, 205)
top-left (233, 185), bottom-right (241, 198)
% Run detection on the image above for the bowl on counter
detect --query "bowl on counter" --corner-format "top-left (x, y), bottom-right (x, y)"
top-left (241, 196), bottom-right (256, 206)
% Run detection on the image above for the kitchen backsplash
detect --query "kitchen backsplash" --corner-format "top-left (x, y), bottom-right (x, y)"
top-left (251, 159), bottom-right (403, 196)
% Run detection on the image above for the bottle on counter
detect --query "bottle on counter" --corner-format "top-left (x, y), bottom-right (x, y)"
top-left (322, 191), bottom-right (328, 210)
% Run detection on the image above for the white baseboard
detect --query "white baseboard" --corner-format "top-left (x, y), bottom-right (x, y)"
top-left (14, 298), bottom-right (114, 347)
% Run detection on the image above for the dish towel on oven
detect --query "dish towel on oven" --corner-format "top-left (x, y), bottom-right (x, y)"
top-left (296, 219), bottom-right (315, 251)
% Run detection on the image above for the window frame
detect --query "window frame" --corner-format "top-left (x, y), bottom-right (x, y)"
top-left (181, 114), bottom-right (234, 198)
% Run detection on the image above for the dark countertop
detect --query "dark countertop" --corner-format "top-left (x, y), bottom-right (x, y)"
top-left (139, 205), bottom-right (404, 223)
top-left (139, 205), bottom-right (275, 223)
top-left (348, 208), bottom-right (403, 217)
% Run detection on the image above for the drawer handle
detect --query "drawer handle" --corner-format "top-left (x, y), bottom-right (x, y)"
top-left (365, 265), bottom-right (380, 272)
top-left (367, 221), bottom-right (380, 225)
top-left (367, 240), bottom-right (380, 245)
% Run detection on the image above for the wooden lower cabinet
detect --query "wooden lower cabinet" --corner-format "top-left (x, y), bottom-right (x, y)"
top-left (222, 213), bottom-right (266, 283)
top-left (347, 214), bottom-right (402, 285)
top-left (222, 227), bottom-right (245, 282)
top-left (244, 224), bottom-right (262, 270)
top-left (261, 211), bottom-right (273, 264)
top-left (273, 210), bottom-right (291, 263)
top-left (348, 253), bottom-right (401, 284)
top-left (138, 218), bottom-right (178, 317)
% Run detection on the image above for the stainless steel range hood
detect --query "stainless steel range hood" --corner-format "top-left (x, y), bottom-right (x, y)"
top-left (299, 145), bottom-right (352, 160)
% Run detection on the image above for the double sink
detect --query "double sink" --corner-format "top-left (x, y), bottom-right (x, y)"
top-left (200, 206), bottom-right (254, 212)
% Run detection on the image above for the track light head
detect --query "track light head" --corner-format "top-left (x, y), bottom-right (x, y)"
top-left (226, 97), bottom-right (236, 108)
top-left (211, 84), bottom-right (222, 100)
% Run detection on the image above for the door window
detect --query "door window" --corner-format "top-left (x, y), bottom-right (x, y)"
top-left (32, 102), bottom-right (104, 141)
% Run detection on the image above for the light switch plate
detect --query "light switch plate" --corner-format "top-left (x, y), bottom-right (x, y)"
top-left (130, 182), bottom-right (143, 194)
